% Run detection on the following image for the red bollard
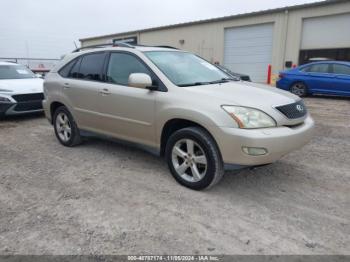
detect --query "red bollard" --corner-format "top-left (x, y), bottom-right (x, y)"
top-left (267, 64), bottom-right (272, 85)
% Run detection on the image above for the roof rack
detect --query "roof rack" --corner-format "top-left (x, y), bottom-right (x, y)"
top-left (112, 41), bottom-right (136, 48)
top-left (72, 43), bottom-right (178, 53)
top-left (73, 44), bottom-right (113, 53)
top-left (72, 42), bottom-right (136, 53)
top-left (154, 45), bottom-right (178, 50)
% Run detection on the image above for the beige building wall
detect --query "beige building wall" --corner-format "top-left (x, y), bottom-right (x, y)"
top-left (139, 11), bottom-right (286, 72)
top-left (80, 1), bottom-right (350, 76)
top-left (285, 1), bottom-right (350, 64)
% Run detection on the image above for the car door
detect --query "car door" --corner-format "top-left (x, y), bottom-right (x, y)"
top-left (303, 63), bottom-right (334, 94)
top-left (95, 52), bottom-right (157, 147)
top-left (62, 52), bottom-right (108, 129)
top-left (332, 63), bottom-right (350, 96)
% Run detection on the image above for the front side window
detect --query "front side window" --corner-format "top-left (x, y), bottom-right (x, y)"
top-left (78, 53), bottom-right (106, 81)
top-left (0, 64), bottom-right (36, 79)
top-left (107, 53), bottom-right (151, 86)
top-left (333, 64), bottom-right (350, 75)
top-left (144, 51), bottom-right (229, 86)
top-left (300, 66), bottom-right (311, 72)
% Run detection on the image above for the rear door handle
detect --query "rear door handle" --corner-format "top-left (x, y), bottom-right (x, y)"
top-left (63, 83), bottom-right (70, 88)
top-left (99, 88), bottom-right (111, 95)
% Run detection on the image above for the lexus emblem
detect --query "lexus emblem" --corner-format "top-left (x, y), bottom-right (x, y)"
top-left (296, 104), bottom-right (304, 112)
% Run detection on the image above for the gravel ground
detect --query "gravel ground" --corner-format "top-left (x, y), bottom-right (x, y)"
top-left (0, 97), bottom-right (349, 255)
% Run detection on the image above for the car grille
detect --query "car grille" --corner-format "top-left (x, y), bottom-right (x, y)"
top-left (14, 101), bottom-right (43, 112)
top-left (11, 93), bottom-right (44, 112)
top-left (12, 93), bottom-right (44, 102)
top-left (275, 100), bottom-right (307, 119)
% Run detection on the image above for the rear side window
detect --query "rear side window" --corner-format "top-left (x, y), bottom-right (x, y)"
top-left (333, 64), bottom-right (350, 75)
top-left (59, 59), bottom-right (77, 78)
top-left (79, 53), bottom-right (106, 81)
top-left (69, 57), bottom-right (82, 78)
top-left (106, 53), bottom-right (151, 85)
top-left (307, 64), bottom-right (330, 73)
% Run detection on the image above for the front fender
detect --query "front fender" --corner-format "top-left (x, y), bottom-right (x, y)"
top-left (155, 106), bottom-right (238, 147)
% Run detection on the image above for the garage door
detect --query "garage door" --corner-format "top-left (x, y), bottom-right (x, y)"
top-left (301, 13), bottom-right (350, 50)
top-left (224, 23), bottom-right (273, 83)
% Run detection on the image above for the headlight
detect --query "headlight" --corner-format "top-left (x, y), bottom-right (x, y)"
top-left (222, 105), bottom-right (276, 129)
top-left (0, 96), bottom-right (11, 102)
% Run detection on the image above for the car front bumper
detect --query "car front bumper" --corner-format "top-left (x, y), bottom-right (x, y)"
top-left (42, 99), bottom-right (51, 122)
top-left (0, 102), bottom-right (14, 116)
top-left (213, 115), bottom-right (315, 168)
top-left (0, 100), bottom-right (44, 116)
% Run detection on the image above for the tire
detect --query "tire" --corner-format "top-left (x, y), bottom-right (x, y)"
top-left (53, 106), bottom-right (82, 147)
top-left (290, 82), bottom-right (308, 97)
top-left (165, 127), bottom-right (224, 190)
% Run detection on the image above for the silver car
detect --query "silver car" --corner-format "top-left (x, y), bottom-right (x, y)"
top-left (43, 45), bottom-right (314, 190)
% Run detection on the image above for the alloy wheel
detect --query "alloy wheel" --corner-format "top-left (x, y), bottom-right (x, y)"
top-left (55, 112), bottom-right (72, 142)
top-left (171, 139), bottom-right (208, 182)
top-left (291, 83), bottom-right (306, 96)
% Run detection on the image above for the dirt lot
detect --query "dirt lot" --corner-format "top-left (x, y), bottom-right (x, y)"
top-left (0, 97), bottom-right (349, 255)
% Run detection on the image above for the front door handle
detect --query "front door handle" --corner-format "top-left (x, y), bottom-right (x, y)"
top-left (99, 88), bottom-right (111, 95)
top-left (63, 83), bottom-right (70, 89)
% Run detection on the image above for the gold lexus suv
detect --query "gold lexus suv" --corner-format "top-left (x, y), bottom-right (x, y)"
top-left (43, 44), bottom-right (314, 190)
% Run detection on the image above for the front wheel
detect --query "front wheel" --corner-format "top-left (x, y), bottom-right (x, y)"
top-left (290, 82), bottom-right (307, 97)
top-left (165, 127), bottom-right (224, 190)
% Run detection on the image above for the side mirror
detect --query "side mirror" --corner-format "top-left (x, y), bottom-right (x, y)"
top-left (128, 73), bottom-right (153, 89)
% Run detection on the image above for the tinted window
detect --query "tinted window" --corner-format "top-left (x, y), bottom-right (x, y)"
top-left (107, 53), bottom-right (151, 85)
top-left (300, 66), bottom-right (311, 72)
top-left (308, 64), bottom-right (330, 73)
top-left (59, 59), bottom-right (76, 78)
top-left (69, 57), bottom-right (82, 78)
top-left (78, 53), bottom-right (106, 81)
top-left (333, 64), bottom-right (350, 75)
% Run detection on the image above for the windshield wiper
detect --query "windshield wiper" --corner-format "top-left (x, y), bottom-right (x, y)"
top-left (178, 78), bottom-right (236, 87)
top-left (178, 82), bottom-right (210, 87)
top-left (209, 78), bottom-right (234, 84)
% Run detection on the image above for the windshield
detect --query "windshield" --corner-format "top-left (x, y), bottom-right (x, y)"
top-left (144, 51), bottom-right (231, 86)
top-left (0, 64), bottom-right (36, 80)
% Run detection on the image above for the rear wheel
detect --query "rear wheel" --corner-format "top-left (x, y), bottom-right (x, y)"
top-left (53, 106), bottom-right (82, 147)
top-left (290, 82), bottom-right (307, 97)
top-left (165, 127), bottom-right (224, 190)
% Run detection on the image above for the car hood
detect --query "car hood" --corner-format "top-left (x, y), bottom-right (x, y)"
top-left (186, 81), bottom-right (305, 126)
top-left (187, 81), bottom-right (298, 105)
top-left (0, 78), bottom-right (44, 94)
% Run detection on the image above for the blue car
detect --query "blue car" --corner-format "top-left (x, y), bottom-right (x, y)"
top-left (276, 61), bottom-right (350, 97)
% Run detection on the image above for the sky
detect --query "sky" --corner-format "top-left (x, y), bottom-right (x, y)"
top-left (0, 0), bottom-right (323, 59)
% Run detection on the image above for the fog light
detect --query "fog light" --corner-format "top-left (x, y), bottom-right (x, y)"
top-left (242, 147), bottom-right (268, 156)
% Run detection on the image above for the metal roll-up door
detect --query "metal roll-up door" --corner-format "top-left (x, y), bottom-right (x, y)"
top-left (224, 23), bottom-right (273, 83)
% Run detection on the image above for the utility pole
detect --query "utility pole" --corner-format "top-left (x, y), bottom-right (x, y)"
top-left (25, 41), bottom-right (30, 67)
